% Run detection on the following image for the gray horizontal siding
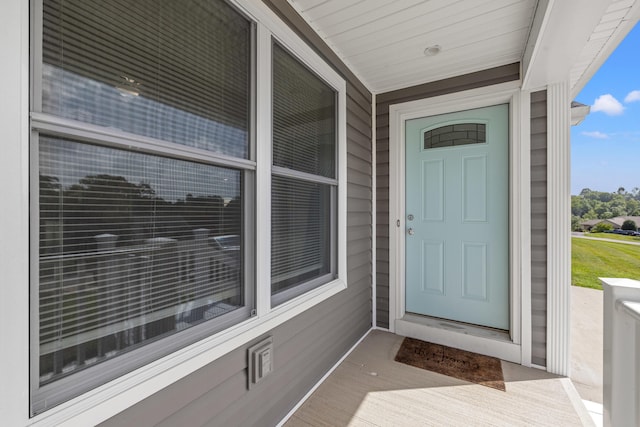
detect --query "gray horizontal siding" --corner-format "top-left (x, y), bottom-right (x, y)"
top-left (100, 1), bottom-right (373, 425)
top-left (375, 64), bottom-right (520, 328)
top-left (530, 90), bottom-right (547, 367)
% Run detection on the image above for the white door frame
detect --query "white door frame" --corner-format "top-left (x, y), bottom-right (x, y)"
top-left (388, 80), bottom-right (532, 365)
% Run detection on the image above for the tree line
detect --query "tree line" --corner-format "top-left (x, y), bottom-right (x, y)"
top-left (40, 174), bottom-right (241, 256)
top-left (571, 187), bottom-right (640, 231)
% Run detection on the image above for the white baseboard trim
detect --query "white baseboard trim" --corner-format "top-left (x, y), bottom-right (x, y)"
top-left (276, 327), bottom-right (373, 427)
top-left (559, 378), bottom-right (598, 427)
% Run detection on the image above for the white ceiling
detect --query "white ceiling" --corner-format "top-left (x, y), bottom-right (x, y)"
top-left (288, 0), bottom-right (640, 96)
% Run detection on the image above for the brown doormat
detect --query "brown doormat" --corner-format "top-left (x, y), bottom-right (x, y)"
top-left (394, 337), bottom-right (506, 391)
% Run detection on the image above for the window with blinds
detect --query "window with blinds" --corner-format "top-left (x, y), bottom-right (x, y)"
top-left (32, 0), bottom-right (253, 414)
top-left (271, 42), bottom-right (337, 304)
top-left (31, 0), bottom-right (346, 416)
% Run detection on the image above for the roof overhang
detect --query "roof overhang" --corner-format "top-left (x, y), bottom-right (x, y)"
top-left (521, 0), bottom-right (608, 91)
top-left (522, 0), bottom-right (640, 97)
top-left (287, 0), bottom-right (640, 96)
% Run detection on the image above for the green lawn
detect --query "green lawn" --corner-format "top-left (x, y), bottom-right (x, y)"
top-left (572, 237), bottom-right (640, 290)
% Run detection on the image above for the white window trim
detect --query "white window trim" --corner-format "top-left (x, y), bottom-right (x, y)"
top-left (1, 1), bottom-right (31, 426)
top-left (269, 39), bottom-right (342, 306)
top-left (253, 0), bottom-right (348, 316)
top-left (388, 80), bottom-right (532, 365)
top-left (7, 0), bottom-right (347, 424)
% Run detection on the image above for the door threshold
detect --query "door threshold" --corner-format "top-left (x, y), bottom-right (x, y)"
top-left (395, 313), bottom-right (521, 364)
top-left (403, 313), bottom-right (511, 342)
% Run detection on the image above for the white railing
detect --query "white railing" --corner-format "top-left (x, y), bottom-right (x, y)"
top-left (38, 228), bottom-right (241, 381)
top-left (602, 278), bottom-right (640, 427)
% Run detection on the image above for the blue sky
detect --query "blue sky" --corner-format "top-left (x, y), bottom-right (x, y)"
top-left (571, 23), bottom-right (640, 195)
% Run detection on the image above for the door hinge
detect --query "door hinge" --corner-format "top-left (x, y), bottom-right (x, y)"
top-left (396, 219), bottom-right (400, 227)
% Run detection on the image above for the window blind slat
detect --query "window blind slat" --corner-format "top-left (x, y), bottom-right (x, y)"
top-left (272, 43), bottom-right (336, 179)
top-left (42, 0), bottom-right (251, 158)
top-left (271, 175), bottom-right (331, 294)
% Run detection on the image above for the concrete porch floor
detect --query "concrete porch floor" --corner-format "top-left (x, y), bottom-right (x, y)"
top-left (285, 330), bottom-right (594, 426)
top-left (570, 286), bottom-right (603, 404)
top-left (570, 285), bottom-right (604, 426)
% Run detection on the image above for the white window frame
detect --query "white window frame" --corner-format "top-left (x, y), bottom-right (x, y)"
top-left (269, 39), bottom-right (340, 307)
top-left (8, 0), bottom-right (347, 424)
top-left (253, 2), bottom-right (347, 316)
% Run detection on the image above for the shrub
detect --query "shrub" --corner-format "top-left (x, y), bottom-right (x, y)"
top-left (592, 222), bottom-right (614, 233)
top-left (622, 219), bottom-right (637, 231)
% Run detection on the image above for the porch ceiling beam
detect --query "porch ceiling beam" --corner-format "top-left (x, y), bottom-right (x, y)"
top-left (521, 0), bottom-right (609, 91)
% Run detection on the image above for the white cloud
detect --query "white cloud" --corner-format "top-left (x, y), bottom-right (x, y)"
top-left (624, 90), bottom-right (640, 103)
top-left (591, 94), bottom-right (624, 115)
top-left (581, 131), bottom-right (609, 139)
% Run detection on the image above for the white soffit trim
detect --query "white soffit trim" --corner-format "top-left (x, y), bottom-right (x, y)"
top-left (570, 0), bottom-right (640, 98)
top-left (521, 0), bottom-right (552, 89)
top-left (522, 0), bottom-right (609, 91)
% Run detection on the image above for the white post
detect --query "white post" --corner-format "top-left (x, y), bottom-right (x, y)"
top-left (546, 81), bottom-right (571, 375)
top-left (602, 278), bottom-right (640, 427)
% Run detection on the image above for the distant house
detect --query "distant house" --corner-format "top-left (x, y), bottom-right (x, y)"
top-left (580, 219), bottom-right (605, 231)
top-left (581, 216), bottom-right (640, 231)
top-left (608, 216), bottom-right (640, 229)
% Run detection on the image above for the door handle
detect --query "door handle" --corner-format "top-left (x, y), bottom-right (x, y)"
top-left (407, 228), bottom-right (415, 236)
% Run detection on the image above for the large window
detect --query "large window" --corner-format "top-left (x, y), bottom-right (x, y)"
top-left (29, 0), bottom-right (346, 419)
top-left (32, 0), bottom-right (253, 414)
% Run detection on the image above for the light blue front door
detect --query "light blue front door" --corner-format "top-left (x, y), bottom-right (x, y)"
top-left (405, 104), bottom-right (509, 330)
